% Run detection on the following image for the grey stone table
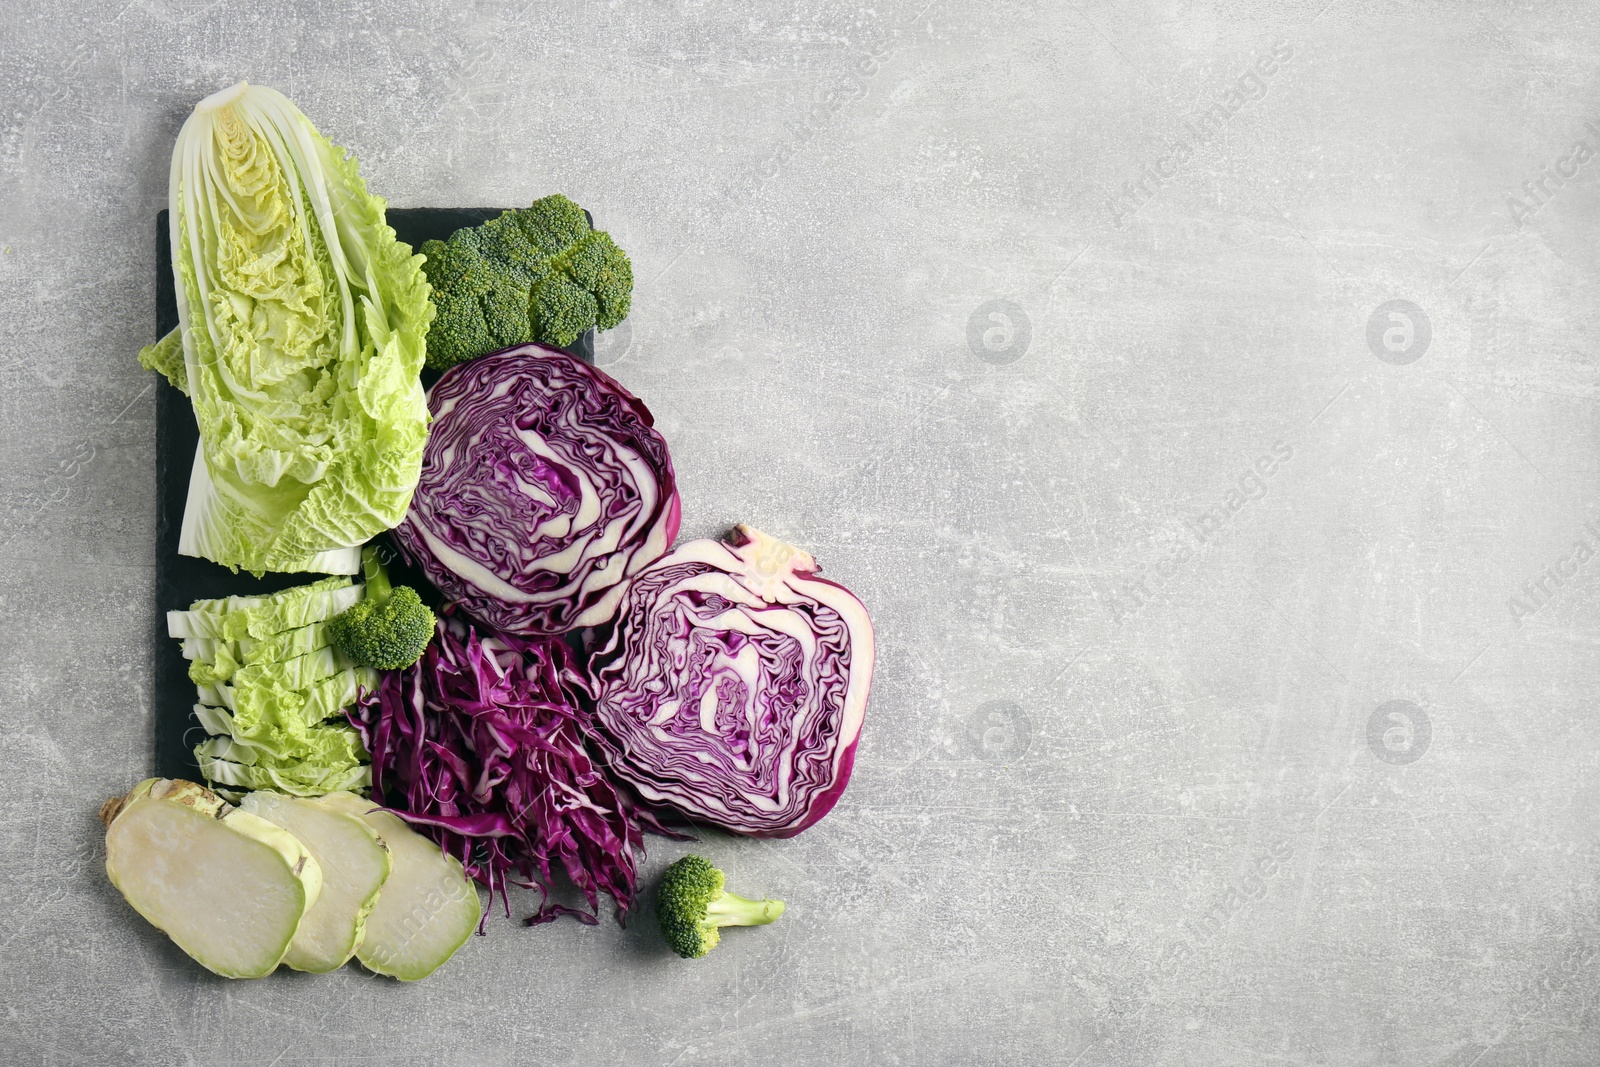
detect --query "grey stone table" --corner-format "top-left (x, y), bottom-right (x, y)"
top-left (3, 2), bottom-right (1598, 1064)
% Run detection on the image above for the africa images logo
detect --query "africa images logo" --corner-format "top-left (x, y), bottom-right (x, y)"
top-left (1504, 120), bottom-right (1600, 229)
top-left (1365, 299), bottom-right (1431, 366)
top-left (967, 299), bottom-right (1031, 365)
top-left (1367, 700), bottom-right (1430, 766)
top-left (1506, 516), bottom-right (1600, 623)
top-left (1103, 440), bottom-right (1293, 624)
top-left (1107, 40), bottom-right (1295, 227)
top-left (968, 700), bottom-right (1031, 761)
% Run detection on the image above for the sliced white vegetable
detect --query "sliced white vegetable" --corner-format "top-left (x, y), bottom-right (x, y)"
top-left (180, 637), bottom-right (216, 661)
top-left (102, 778), bottom-right (322, 980)
top-left (239, 791), bottom-right (392, 973)
top-left (314, 792), bottom-right (481, 981)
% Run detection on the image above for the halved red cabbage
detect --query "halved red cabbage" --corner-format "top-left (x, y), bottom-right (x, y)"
top-left (393, 344), bottom-right (679, 636)
top-left (350, 610), bottom-right (671, 925)
top-left (587, 526), bottom-right (874, 837)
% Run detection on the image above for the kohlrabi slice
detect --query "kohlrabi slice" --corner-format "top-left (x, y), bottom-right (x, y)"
top-left (313, 791), bottom-right (480, 981)
top-left (239, 791), bottom-right (392, 973)
top-left (101, 779), bottom-right (322, 979)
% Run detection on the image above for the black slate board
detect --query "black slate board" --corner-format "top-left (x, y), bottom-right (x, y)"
top-left (152, 207), bottom-right (594, 780)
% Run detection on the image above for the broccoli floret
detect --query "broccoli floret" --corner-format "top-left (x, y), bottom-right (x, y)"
top-left (473, 213), bottom-right (541, 285)
top-left (531, 274), bottom-right (599, 350)
top-left (656, 855), bottom-right (785, 959)
top-left (417, 235), bottom-right (476, 290)
top-left (425, 286), bottom-right (493, 369)
top-left (420, 236), bottom-right (496, 367)
top-left (480, 281), bottom-right (533, 350)
top-left (516, 193), bottom-right (591, 255)
top-left (327, 547), bottom-right (436, 670)
top-left (419, 194), bottom-right (635, 370)
top-left (567, 231), bottom-right (633, 330)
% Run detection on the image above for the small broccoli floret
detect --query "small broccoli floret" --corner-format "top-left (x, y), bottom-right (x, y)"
top-left (426, 287), bottom-right (494, 369)
top-left (479, 282), bottom-right (533, 350)
top-left (568, 231), bottom-right (633, 330)
top-left (517, 193), bottom-right (591, 254)
top-left (656, 855), bottom-right (785, 959)
top-left (419, 193), bottom-right (634, 369)
top-left (328, 548), bottom-right (436, 670)
top-left (531, 274), bottom-right (599, 350)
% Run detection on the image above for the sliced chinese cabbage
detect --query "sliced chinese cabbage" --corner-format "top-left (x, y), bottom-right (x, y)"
top-left (315, 792), bottom-right (480, 981)
top-left (167, 576), bottom-right (362, 642)
top-left (198, 666), bottom-right (374, 723)
top-left (239, 791), bottom-right (392, 973)
top-left (182, 621), bottom-right (333, 675)
top-left (101, 778), bottom-right (322, 979)
top-left (196, 753), bottom-right (369, 798)
top-left (194, 715), bottom-right (370, 794)
top-left (138, 80), bottom-right (433, 575)
top-left (169, 577), bottom-right (375, 797)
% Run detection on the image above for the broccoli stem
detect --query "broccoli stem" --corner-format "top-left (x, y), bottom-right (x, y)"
top-left (705, 891), bottom-right (786, 928)
top-left (360, 545), bottom-right (391, 605)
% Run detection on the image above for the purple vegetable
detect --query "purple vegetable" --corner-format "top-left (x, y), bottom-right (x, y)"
top-left (587, 525), bottom-right (875, 838)
top-left (350, 610), bottom-right (671, 925)
top-left (394, 343), bottom-right (680, 636)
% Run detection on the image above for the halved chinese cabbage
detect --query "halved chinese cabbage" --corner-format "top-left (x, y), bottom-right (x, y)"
top-left (139, 81), bottom-right (433, 575)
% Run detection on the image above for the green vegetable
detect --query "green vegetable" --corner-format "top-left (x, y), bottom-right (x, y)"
top-left (138, 81), bottom-right (433, 575)
top-left (168, 576), bottom-right (362, 643)
top-left (169, 575), bottom-right (379, 797)
top-left (420, 193), bottom-right (633, 367)
top-left (102, 779), bottom-right (323, 979)
top-left (315, 792), bottom-right (481, 981)
top-left (328, 547), bottom-right (436, 670)
top-left (238, 791), bottom-right (392, 974)
top-left (656, 855), bottom-right (785, 959)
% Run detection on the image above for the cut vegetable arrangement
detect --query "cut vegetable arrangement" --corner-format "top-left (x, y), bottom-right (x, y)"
top-left (238, 791), bottom-right (391, 973)
top-left (316, 791), bottom-right (482, 981)
top-left (102, 779), bottom-right (479, 981)
top-left (102, 779), bottom-right (323, 979)
top-left (121, 79), bottom-right (877, 978)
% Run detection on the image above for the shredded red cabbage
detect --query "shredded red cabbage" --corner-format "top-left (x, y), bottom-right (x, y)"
top-left (350, 609), bottom-right (672, 927)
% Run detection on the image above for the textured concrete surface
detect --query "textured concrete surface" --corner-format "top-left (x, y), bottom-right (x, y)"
top-left (3, 1), bottom-right (1600, 1064)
